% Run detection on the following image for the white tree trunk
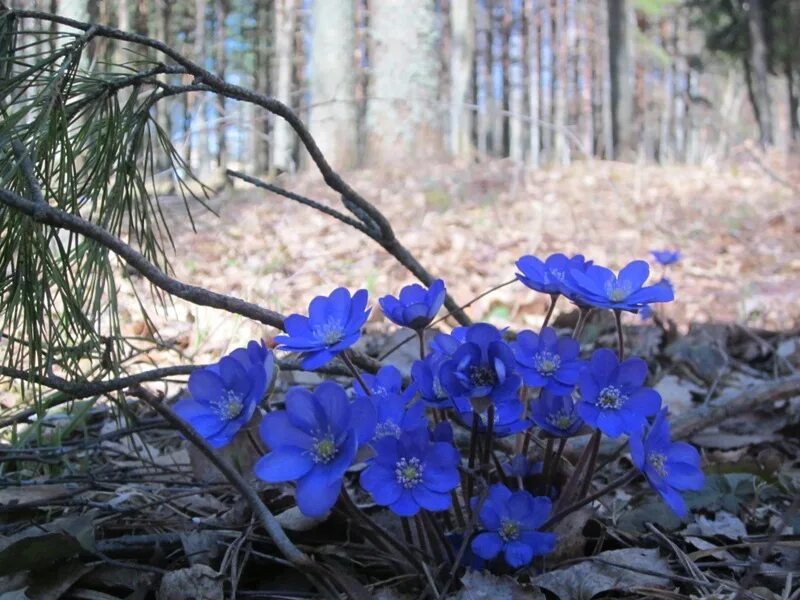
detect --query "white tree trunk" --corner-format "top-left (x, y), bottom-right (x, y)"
top-left (449, 0), bottom-right (475, 158)
top-left (309, 0), bottom-right (358, 170)
top-left (273, 0), bottom-right (297, 172)
top-left (366, 0), bottom-right (441, 165)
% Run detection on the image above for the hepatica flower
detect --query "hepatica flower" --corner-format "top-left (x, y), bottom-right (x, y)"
top-left (354, 365), bottom-right (415, 403)
top-left (471, 484), bottom-right (556, 568)
top-left (516, 253), bottom-right (593, 299)
top-left (360, 428), bottom-right (460, 517)
top-left (274, 287), bottom-right (370, 370)
top-left (577, 348), bottom-right (662, 437)
top-left (456, 397), bottom-right (532, 437)
top-left (254, 381), bottom-right (376, 517)
top-left (512, 327), bottom-right (583, 394)
top-left (630, 409), bottom-right (704, 517)
top-left (174, 340), bottom-right (274, 448)
top-left (502, 454), bottom-right (543, 479)
top-left (566, 260), bottom-right (674, 312)
top-left (440, 323), bottom-right (521, 406)
top-left (411, 354), bottom-right (452, 409)
top-left (379, 279), bottom-right (446, 331)
top-left (532, 391), bottom-right (583, 438)
top-left (371, 395), bottom-right (427, 440)
top-left (650, 249), bottom-right (681, 266)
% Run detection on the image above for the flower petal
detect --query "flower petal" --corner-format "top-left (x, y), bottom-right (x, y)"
top-left (254, 448), bottom-right (314, 483)
top-left (295, 469), bottom-right (342, 517)
top-left (471, 532), bottom-right (503, 560)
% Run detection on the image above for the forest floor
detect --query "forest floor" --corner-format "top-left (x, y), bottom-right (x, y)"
top-left (1, 151), bottom-right (799, 599)
top-left (132, 148), bottom-right (800, 364)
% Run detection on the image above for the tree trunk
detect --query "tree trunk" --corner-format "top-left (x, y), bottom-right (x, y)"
top-left (251, 0), bottom-right (271, 173)
top-left (552, 0), bottom-right (568, 164)
top-left (745, 0), bottom-right (773, 147)
top-left (476, 0), bottom-right (490, 157)
top-left (607, 0), bottom-right (633, 160)
top-left (365, 0), bottom-right (441, 165)
top-left (509, 0), bottom-right (525, 162)
top-left (192, 0), bottom-right (209, 173)
top-left (526, 0), bottom-right (540, 166)
top-left (784, 0), bottom-right (800, 146)
top-left (449, 0), bottom-right (475, 158)
top-left (214, 0), bottom-right (227, 170)
top-left (309, 0), bottom-right (358, 170)
top-left (272, 0), bottom-right (297, 173)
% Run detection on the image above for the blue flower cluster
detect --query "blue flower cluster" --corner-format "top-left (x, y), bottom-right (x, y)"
top-left (517, 253), bottom-right (674, 312)
top-left (173, 256), bottom-right (703, 573)
top-left (173, 340), bottom-right (274, 448)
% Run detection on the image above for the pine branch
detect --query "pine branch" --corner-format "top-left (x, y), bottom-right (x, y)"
top-left (7, 8), bottom-right (471, 326)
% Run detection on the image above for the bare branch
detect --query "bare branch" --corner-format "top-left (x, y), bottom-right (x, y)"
top-left (227, 169), bottom-right (376, 236)
top-left (8, 8), bottom-right (471, 326)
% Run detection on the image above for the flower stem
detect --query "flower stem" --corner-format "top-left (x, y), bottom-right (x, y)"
top-left (578, 430), bottom-right (602, 498)
top-left (541, 437), bottom-right (555, 493)
top-left (542, 470), bottom-right (639, 530)
top-left (417, 329), bottom-right (426, 360)
top-left (465, 413), bottom-right (480, 515)
top-left (572, 307), bottom-right (592, 340)
top-left (613, 309), bottom-right (624, 361)
top-left (482, 403), bottom-right (495, 471)
top-left (555, 429), bottom-right (599, 511)
top-left (341, 351), bottom-right (371, 396)
top-left (542, 294), bottom-right (559, 328)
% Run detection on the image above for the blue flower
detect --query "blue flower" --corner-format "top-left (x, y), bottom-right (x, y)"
top-left (639, 305), bottom-right (653, 321)
top-left (650, 249), bottom-right (681, 266)
top-left (274, 288), bottom-right (370, 370)
top-left (565, 260), bottom-right (674, 311)
top-left (501, 455), bottom-right (543, 478)
top-left (379, 279), bottom-right (446, 330)
top-left (360, 428), bottom-right (460, 517)
top-left (371, 395), bottom-right (428, 440)
top-left (455, 397), bottom-right (532, 437)
top-left (630, 408), bottom-right (704, 517)
top-left (411, 354), bottom-right (452, 409)
top-left (512, 327), bottom-right (583, 394)
top-left (174, 340), bottom-right (274, 448)
top-left (354, 365), bottom-right (416, 404)
top-left (577, 348), bottom-right (662, 437)
top-left (254, 381), bottom-right (376, 517)
top-left (471, 484), bottom-right (556, 568)
top-left (429, 327), bottom-right (467, 357)
top-left (439, 323), bottom-right (521, 406)
top-left (531, 391), bottom-right (584, 438)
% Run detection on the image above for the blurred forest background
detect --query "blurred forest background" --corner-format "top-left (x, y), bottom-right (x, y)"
top-left (19, 0), bottom-right (800, 180)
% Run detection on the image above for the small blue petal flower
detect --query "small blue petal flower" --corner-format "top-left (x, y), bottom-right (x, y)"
top-left (411, 354), bottom-right (453, 409)
top-left (379, 279), bottom-right (446, 331)
top-left (516, 253), bottom-right (593, 299)
top-left (174, 340), bottom-right (274, 448)
top-left (370, 394), bottom-right (428, 441)
top-left (531, 391), bottom-right (584, 438)
top-left (254, 381), bottom-right (376, 517)
top-left (274, 288), bottom-right (371, 370)
top-left (455, 396), bottom-right (532, 437)
top-left (650, 249), bottom-right (681, 266)
top-left (512, 327), bottom-right (583, 394)
top-left (354, 365), bottom-right (416, 404)
top-left (470, 484), bottom-right (556, 568)
top-left (360, 428), bottom-right (460, 517)
top-left (577, 348), bottom-right (662, 438)
top-left (630, 408), bottom-right (704, 517)
top-left (439, 323), bottom-right (521, 406)
top-left (564, 260), bottom-right (674, 311)
top-left (501, 455), bottom-right (543, 478)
